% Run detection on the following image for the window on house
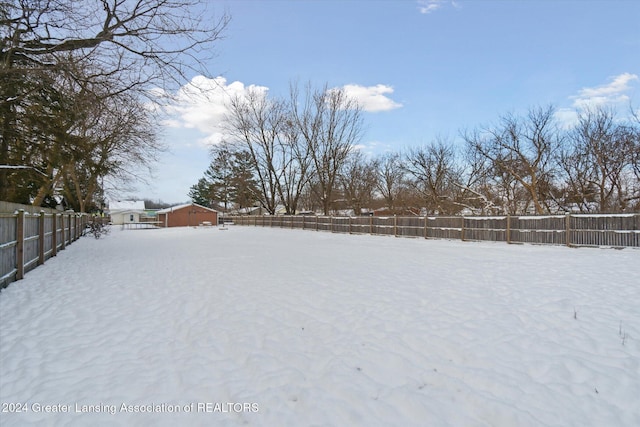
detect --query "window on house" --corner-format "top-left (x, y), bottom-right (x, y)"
top-left (130, 214), bottom-right (134, 222)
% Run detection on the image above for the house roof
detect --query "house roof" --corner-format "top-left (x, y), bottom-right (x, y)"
top-left (109, 200), bottom-right (146, 211)
top-left (157, 203), bottom-right (219, 214)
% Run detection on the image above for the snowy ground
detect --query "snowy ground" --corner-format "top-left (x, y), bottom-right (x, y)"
top-left (0, 226), bottom-right (638, 427)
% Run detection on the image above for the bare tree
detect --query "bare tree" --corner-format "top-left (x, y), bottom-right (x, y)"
top-left (561, 108), bottom-right (639, 212)
top-left (225, 86), bottom-right (321, 215)
top-left (291, 83), bottom-right (364, 215)
top-left (1, 0), bottom-right (229, 92)
top-left (339, 150), bottom-right (378, 215)
top-left (277, 114), bottom-right (313, 214)
top-left (558, 138), bottom-right (599, 213)
top-left (403, 140), bottom-right (463, 215)
top-left (35, 81), bottom-right (159, 212)
top-left (6, 53), bottom-right (163, 213)
top-left (631, 106), bottom-right (640, 183)
top-left (375, 152), bottom-right (408, 213)
top-left (464, 105), bottom-right (561, 214)
top-left (1, 0), bottom-right (229, 204)
top-left (452, 142), bottom-right (500, 215)
top-left (226, 89), bottom-right (282, 214)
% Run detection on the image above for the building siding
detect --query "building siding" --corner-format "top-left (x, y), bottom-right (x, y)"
top-left (158, 205), bottom-right (218, 227)
top-left (110, 211), bottom-right (142, 225)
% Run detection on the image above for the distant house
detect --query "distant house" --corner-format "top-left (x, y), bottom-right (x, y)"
top-left (108, 200), bottom-right (146, 225)
top-left (157, 203), bottom-right (219, 227)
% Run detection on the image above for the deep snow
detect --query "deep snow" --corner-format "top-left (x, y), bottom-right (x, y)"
top-left (0, 226), bottom-right (638, 426)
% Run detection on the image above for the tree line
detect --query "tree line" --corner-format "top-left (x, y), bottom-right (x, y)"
top-left (191, 93), bottom-right (640, 215)
top-left (3, 2), bottom-right (637, 215)
top-left (1, 0), bottom-right (228, 212)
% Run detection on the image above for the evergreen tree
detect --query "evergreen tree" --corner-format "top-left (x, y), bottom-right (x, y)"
top-left (205, 144), bottom-right (235, 211)
top-left (188, 178), bottom-right (213, 207)
top-left (231, 150), bottom-right (260, 209)
top-left (189, 146), bottom-right (260, 211)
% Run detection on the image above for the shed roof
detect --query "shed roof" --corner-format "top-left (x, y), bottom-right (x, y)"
top-left (157, 203), bottom-right (219, 214)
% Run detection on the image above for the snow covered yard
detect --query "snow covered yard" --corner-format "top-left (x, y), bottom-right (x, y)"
top-left (0, 226), bottom-right (638, 427)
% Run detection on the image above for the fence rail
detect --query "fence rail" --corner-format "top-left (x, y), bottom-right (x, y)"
top-left (0, 209), bottom-right (90, 289)
top-left (227, 214), bottom-right (640, 248)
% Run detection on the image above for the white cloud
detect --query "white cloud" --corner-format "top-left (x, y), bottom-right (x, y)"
top-left (571, 72), bottom-right (638, 110)
top-left (339, 84), bottom-right (403, 112)
top-left (158, 77), bottom-right (402, 151)
top-left (417, 0), bottom-right (459, 14)
top-left (553, 108), bottom-right (579, 130)
top-left (161, 76), bottom-right (268, 147)
top-left (555, 73), bottom-right (639, 128)
top-left (419, 2), bottom-right (441, 14)
top-left (351, 140), bottom-right (389, 157)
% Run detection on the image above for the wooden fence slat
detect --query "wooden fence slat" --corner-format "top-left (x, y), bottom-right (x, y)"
top-left (39, 211), bottom-right (45, 265)
top-left (52, 213), bottom-right (57, 256)
top-left (16, 210), bottom-right (25, 280)
top-left (226, 214), bottom-right (639, 248)
top-left (0, 209), bottom-right (90, 288)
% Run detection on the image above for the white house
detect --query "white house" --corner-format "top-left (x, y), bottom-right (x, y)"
top-left (108, 200), bottom-right (146, 225)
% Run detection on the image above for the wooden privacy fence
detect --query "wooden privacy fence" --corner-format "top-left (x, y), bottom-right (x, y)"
top-left (0, 210), bottom-right (90, 289)
top-left (227, 214), bottom-right (640, 248)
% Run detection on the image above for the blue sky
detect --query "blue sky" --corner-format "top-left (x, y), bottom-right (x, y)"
top-left (135, 0), bottom-right (640, 203)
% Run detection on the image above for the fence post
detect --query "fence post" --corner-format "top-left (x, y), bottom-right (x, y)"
top-left (16, 210), bottom-right (25, 280)
top-left (506, 215), bottom-right (511, 244)
top-left (52, 213), bottom-right (58, 256)
top-left (67, 213), bottom-right (72, 246)
top-left (424, 216), bottom-right (428, 239)
top-left (60, 214), bottom-right (66, 249)
top-left (349, 216), bottom-right (352, 234)
top-left (565, 213), bottom-right (571, 247)
top-left (394, 215), bottom-right (398, 237)
top-left (369, 215), bottom-right (373, 235)
top-left (39, 211), bottom-right (45, 265)
top-left (330, 216), bottom-right (334, 233)
top-left (461, 216), bottom-right (465, 241)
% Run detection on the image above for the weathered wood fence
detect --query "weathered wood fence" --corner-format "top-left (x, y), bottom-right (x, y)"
top-left (0, 209), bottom-right (90, 289)
top-left (227, 214), bottom-right (640, 248)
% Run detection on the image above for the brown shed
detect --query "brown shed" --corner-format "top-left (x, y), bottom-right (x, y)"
top-left (157, 203), bottom-right (219, 228)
